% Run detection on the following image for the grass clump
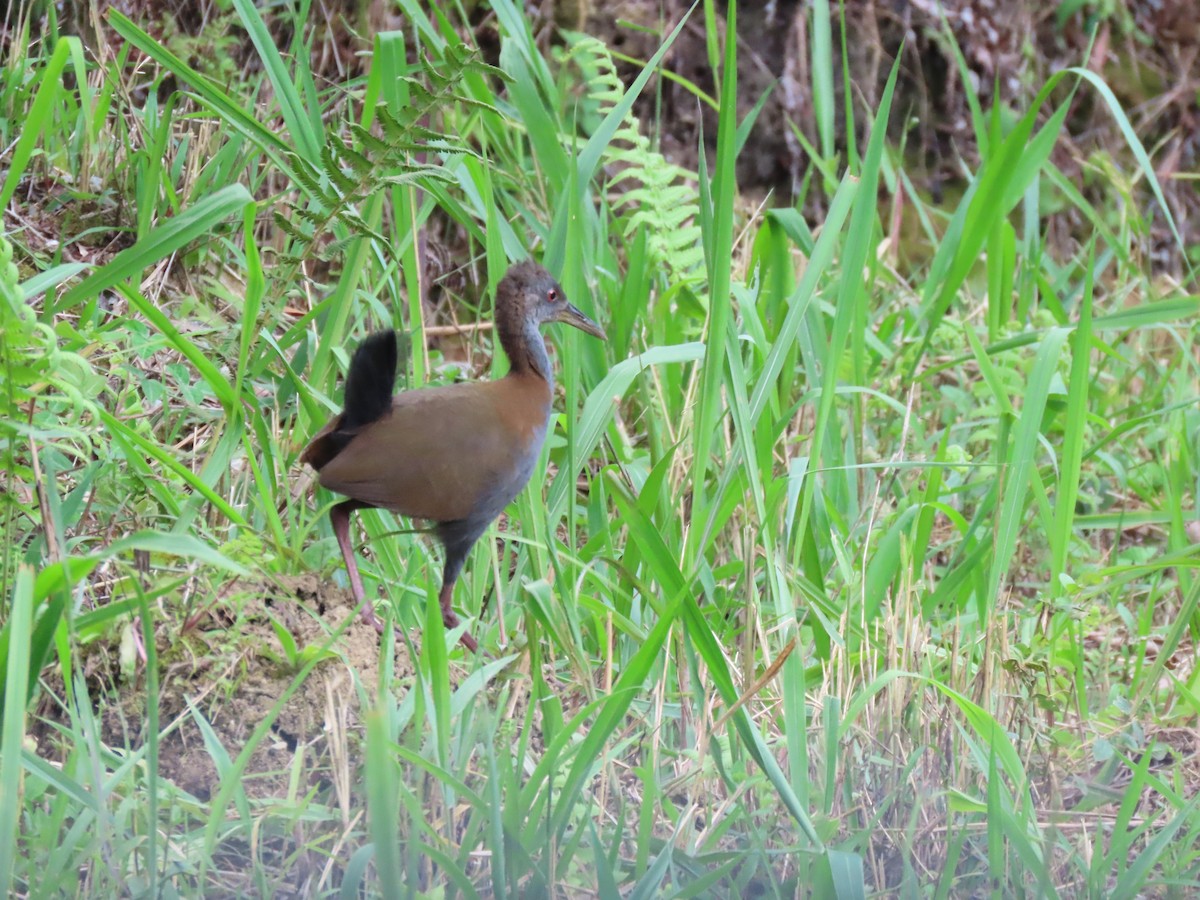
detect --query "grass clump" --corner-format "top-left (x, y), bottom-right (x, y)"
top-left (2, 1), bottom-right (1199, 896)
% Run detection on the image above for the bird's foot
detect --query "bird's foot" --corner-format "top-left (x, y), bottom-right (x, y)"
top-left (440, 605), bottom-right (480, 654)
top-left (361, 605), bottom-right (385, 634)
top-left (362, 601), bottom-right (478, 654)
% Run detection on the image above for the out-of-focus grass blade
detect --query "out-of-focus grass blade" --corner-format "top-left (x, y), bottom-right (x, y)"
top-left (1049, 243), bottom-right (1094, 596)
top-left (990, 783), bottom-right (1055, 896)
top-left (231, 0), bottom-right (320, 161)
top-left (987, 327), bottom-right (1070, 612)
top-left (1135, 573), bottom-right (1200, 711)
top-left (734, 83), bottom-right (775, 158)
top-left (590, 822), bottom-right (619, 899)
top-left (938, 13), bottom-right (985, 150)
top-left (0, 589), bottom-right (63, 724)
top-left (59, 185), bottom-right (254, 310)
top-left (1091, 296), bottom-right (1200, 330)
top-left (964, 326), bottom-right (1015, 419)
top-left (627, 814), bottom-right (685, 900)
top-left (701, 0), bottom-right (719, 74)
top-left (486, 743), bottom-right (508, 900)
top-left (20, 264), bottom-right (90, 301)
top-left (810, 0), bottom-right (833, 160)
top-left (985, 748), bottom-right (1005, 883)
top-left (1114, 787), bottom-right (1199, 896)
top-left (391, 0), bottom-right (442, 45)
top-left (690, 0), bottom-right (738, 532)
top-left (546, 343), bottom-right (704, 527)
top-left (340, 846), bottom-right (376, 900)
top-left (365, 708), bottom-right (403, 891)
top-left (679, 590), bottom-right (824, 847)
top-left (748, 175), bottom-right (856, 423)
top-left (0, 565), bottom-right (34, 897)
top-left (814, 849), bottom-right (865, 900)
top-left (107, 11), bottom-right (295, 166)
top-left (105, 532), bottom-right (248, 573)
top-left (422, 585), bottom-right (451, 772)
top-left (418, 842), bottom-right (480, 898)
top-left (236, 203), bottom-right (263, 404)
top-left (100, 411), bottom-right (248, 526)
top-left (0, 37), bottom-right (81, 211)
top-left (862, 507), bottom-right (917, 626)
top-left (1070, 67), bottom-right (1190, 267)
top-left (187, 699), bottom-right (251, 824)
top-left (1043, 164), bottom-right (1127, 267)
top-left (135, 580), bottom-right (160, 898)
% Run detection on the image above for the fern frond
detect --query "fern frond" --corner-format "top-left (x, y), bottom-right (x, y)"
top-left (562, 33), bottom-right (703, 282)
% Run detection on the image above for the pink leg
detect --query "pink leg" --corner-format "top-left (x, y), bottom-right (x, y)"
top-left (330, 501), bottom-right (384, 633)
top-left (439, 581), bottom-right (478, 653)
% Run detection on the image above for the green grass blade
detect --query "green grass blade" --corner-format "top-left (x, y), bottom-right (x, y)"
top-left (107, 10), bottom-right (295, 163)
top-left (987, 327), bottom-right (1071, 610)
top-left (689, 0), bottom-right (738, 538)
top-left (365, 706), bottom-right (404, 891)
top-left (0, 37), bottom-right (79, 211)
top-left (231, 0), bottom-right (320, 161)
top-left (546, 343), bottom-right (705, 528)
top-left (810, 0), bottom-right (834, 160)
top-left (59, 185), bottom-right (254, 311)
top-left (0, 565), bottom-right (34, 896)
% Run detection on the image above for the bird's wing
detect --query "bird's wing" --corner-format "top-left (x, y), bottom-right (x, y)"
top-left (314, 379), bottom-right (551, 522)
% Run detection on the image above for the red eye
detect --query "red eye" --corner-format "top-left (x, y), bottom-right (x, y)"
top-left (548, 289), bottom-right (558, 302)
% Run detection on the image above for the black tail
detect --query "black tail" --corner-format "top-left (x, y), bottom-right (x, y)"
top-left (341, 330), bottom-right (397, 432)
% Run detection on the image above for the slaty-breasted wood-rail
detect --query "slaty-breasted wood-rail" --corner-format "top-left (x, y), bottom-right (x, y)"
top-left (301, 260), bottom-right (606, 652)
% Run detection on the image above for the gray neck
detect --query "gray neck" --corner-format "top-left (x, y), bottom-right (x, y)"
top-left (509, 319), bottom-right (553, 389)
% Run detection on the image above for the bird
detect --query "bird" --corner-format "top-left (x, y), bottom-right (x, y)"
top-left (301, 260), bottom-right (607, 652)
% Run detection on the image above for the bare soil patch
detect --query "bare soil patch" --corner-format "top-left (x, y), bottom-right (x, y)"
top-left (33, 575), bottom-right (411, 801)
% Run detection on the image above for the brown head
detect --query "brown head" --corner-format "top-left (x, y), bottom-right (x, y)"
top-left (495, 261), bottom-right (606, 381)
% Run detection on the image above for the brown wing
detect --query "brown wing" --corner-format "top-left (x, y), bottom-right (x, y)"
top-left (299, 413), bottom-right (348, 471)
top-left (312, 377), bottom-right (551, 523)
